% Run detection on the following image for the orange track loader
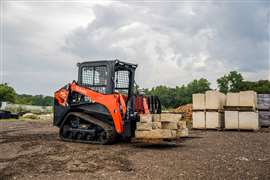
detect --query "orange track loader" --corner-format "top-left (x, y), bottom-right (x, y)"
top-left (54, 60), bottom-right (161, 144)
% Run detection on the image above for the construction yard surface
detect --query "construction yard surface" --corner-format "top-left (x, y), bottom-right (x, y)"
top-left (0, 120), bottom-right (269, 180)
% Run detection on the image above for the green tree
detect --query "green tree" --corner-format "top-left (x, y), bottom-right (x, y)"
top-left (0, 83), bottom-right (16, 103)
top-left (15, 94), bottom-right (54, 106)
top-left (0, 84), bottom-right (53, 106)
top-left (32, 95), bottom-right (44, 106)
top-left (175, 78), bottom-right (211, 106)
top-left (186, 78), bottom-right (211, 94)
top-left (15, 94), bottom-right (33, 105)
top-left (241, 80), bottom-right (270, 94)
top-left (43, 96), bottom-right (54, 106)
top-left (217, 76), bottom-right (229, 93)
top-left (228, 71), bottom-right (243, 92)
top-left (253, 80), bottom-right (270, 93)
top-left (146, 78), bottom-right (211, 109)
top-left (146, 85), bottom-right (175, 108)
top-left (217, 71), bottom-right (243, 93)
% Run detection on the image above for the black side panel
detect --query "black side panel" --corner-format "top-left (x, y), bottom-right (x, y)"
top-left (123, 95), bottom-right (138, 138)
top-left (75, 103), bottom-right (110, 116)
top-left (53, 102), bottom-right (69, 127)
top-left (54, 102), bottom-right (113, 127)
top-left (75, 103), bottom-right (114, 126)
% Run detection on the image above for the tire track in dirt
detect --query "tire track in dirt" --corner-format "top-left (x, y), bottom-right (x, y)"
top-left (0, 130), bottom-right (134, 179)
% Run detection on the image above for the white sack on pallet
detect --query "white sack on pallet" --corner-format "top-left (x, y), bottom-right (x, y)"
top-left (205, 90), bottom-right (226, 110)
top-left (224, 111), bottom-right (239, 129)
top-left (192, 111), bottom-right (205, 129)
top-left (239, 112), bottom-right (259, 130)
top-left (226, 93), bottom-right (240, 107)
top-left (205, 112), bottom-right (223, 129)
top-left (192, 94), bottom-right (205, 110)
top-left (239, 91), bottom-right (257, 109)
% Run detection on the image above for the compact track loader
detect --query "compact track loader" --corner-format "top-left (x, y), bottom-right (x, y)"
top-left (53, 60), bottom-right (181, 144)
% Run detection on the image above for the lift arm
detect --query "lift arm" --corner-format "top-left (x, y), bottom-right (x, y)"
top-left (55, 82), bottom-right (127, 134)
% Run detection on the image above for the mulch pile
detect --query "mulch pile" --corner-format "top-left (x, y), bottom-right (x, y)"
top-left (173, 104), bottom-right (193, 120)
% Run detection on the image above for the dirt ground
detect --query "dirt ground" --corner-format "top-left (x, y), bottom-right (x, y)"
top-left (0, 120), bottom-right (269, 180)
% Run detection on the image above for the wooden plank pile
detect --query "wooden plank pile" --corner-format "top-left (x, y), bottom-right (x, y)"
top-left (135, 113), bottom-right (188, 139)
top-left (257, 94), bottom-right (270, 127)
top-left (173, 103), bottom-right (192, 120)
top-left (224, 91), bottom-right (259, 130)
top-left (192, 91), bottom-right (226, 129)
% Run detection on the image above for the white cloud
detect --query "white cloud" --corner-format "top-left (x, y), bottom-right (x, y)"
top-left (3, 1), bottom-right (109, 95)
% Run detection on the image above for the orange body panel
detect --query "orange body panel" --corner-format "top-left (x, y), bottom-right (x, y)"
top-left (55, 88), bottom-right (69, 107)
top-left (70, 82), bottom-right (126, 134)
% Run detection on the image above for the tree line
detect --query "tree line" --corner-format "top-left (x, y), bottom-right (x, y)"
top-left (145, 71), bottom-right (270, 109)
top-left (0, 71), bottom-right (269, 107)
top-left (0, 83), bottom-right (53, 106)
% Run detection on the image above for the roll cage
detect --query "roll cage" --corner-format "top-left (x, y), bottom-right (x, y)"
top-left (77, 60), bottom-right (137, 98)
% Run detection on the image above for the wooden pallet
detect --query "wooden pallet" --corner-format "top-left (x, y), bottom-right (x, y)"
top-left (192, 128), bottom-right (223, 131)
top-left (192, 109), bottom-right (224, 112)
top-left (260, 125), bottom-right (270, 128)
top-left (223, 128), bottom-right (259, 132)
top-left (224, 106), bottom-right (257, 112)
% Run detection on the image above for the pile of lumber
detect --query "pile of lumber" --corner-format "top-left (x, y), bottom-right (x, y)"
top-left (174, 104), bottom-right (192, 120)
top-left (135, 113), bottom-right (188, 139)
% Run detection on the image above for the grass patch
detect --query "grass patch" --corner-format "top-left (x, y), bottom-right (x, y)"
top-left (0, 118), bottom-right (51, 123)
top-left (0, 118), bottom-right (21, 122)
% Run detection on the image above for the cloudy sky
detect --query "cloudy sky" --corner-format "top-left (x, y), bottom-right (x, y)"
top-left (1, 0), bottom-right (269, 95)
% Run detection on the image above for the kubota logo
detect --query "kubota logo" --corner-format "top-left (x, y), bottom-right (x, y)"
top-left (75, 86), bottom-right (87, 94)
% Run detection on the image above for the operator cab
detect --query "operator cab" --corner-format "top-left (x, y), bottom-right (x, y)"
top-left (77, 60), bottom-right (137, 98)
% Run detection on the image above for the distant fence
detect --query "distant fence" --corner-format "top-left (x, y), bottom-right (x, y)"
top-left (1, 102), bottom-right (52, 114)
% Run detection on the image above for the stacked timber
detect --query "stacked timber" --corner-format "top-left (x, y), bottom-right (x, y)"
top-left (192, 91), bottom-right (225, 129)
top-left (174, 104), bottom-right (192, 120)
top-left (257, 94), bottom-right (270, 127)
top-left (224, 91), bottom-right (259, 130)
top-left (135, 113), bottom-right (188, 139)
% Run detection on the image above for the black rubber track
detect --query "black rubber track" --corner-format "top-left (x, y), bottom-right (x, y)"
top-left (59, 112), bottom-right (117, 145)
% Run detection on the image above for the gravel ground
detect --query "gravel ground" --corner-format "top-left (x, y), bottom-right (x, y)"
top-left (0, 120), bottom-right (269, 180)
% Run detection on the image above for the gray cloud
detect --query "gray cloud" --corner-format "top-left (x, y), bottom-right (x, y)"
top-left (3, 1), bottom-right (269, 95)
top-left (3, 1), bottom-right (94, 95)
top-left (64, 1), bottom-right (269, 87)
